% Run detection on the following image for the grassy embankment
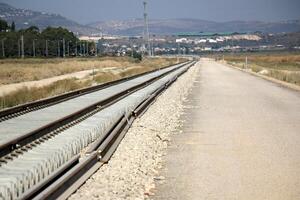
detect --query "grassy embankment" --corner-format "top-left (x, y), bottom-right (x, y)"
top-left (0, 57), bottom-right (185, 109)
top-left (224, 52), bottom-right (300, 86)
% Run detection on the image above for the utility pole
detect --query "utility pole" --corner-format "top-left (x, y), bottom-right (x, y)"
top-left (177, 42), bottom-right (180, 63)
top-left (86, 41), bottom-right (89, 56)
top-left (75, 41), bottom-right (77, 56)
top-left (152, 39), bottom-right (155, 57)
top-left (143, 0), bottom-right (151, 57)
top-left (80, 43), bottom-right (82, 56)
top-left (95, 42), bottom-right (98, 57)
top-left (57, 40), bottom-right (60, 57)
top-left (18, 39), bottom-right (21, 58)
top-left (21, 35), bottom-right (24, 59)
top-left (245, 56), bottom-right (248, 69)
top-left (67, 41), bottom-right (70, 57)
top-left (1, 38), bottom-right (5, 58)
top-left (45, 40), bottom-right (48, 57)
top-left (83, 43), bottom-right (85, 56)
top-left (33, 39), bottom-right (36, 58)
top-left (62, 38), bottom-right (66, 58)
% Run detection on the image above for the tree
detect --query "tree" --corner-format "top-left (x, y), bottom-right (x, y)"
top-left (0, 19), bottom-right (9, 32)
top-left (25, 26), bottom-right (39, 34)
top-left (0, 19), bottom-right (81, 58)
top-left (11, 22), bottom-right (15, 32)
top-left (132, 51), bottom-right (142, 61)
top-left (41, 27), bottom-right (79, 57)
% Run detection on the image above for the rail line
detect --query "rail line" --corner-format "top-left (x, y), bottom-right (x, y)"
top-left (0, 62), bottom-right (188, 122)
top-left (0, 61), bottom-right (191, 159)
top-left (0, 60), bottom-right (196, 200)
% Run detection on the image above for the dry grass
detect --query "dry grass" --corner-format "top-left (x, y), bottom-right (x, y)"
top-left (0, 78), bottom-right (92, 109)
top-left (224, 53), bottom-right (300, 86)
top-left (225, 53), bottom-right (300, 71)
top-left (0, 57), bottom-right (132, 85)
top-left (94, 72), bottom-right (121, 83)
top-left (93, 57), bottom-right (185, 83)
top-left (0, 57), bottom-right (182, 85)
top-left (0, 57), bottom-right (184, 109)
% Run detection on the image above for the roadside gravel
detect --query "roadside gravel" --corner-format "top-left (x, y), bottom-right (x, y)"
top-left (69, 61), bottom-right (200, 200)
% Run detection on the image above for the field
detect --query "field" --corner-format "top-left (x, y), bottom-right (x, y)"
top-left (223, 52), bottom-right (300, 86)
top-left (0, 57), bottom-right (181, 85)
top-left (0, 56), bottom-right (185, 110)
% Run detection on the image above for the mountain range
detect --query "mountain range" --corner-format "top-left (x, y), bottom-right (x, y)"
top-left (89, 18), bottom-right (300, 36)
top-left (1, 3), bottom-right (300, 36)
top-left (0, 3), bottom-right (100, 35)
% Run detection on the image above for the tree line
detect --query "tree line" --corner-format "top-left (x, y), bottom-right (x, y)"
top-left (0, 19), bottom-right (95, 58)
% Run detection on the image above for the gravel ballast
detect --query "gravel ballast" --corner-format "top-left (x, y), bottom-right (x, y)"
top-left (69, 61), bottom-right (200, 200)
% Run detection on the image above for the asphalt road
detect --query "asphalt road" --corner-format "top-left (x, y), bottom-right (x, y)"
top-left (154, 59), bottom-right (300, 200)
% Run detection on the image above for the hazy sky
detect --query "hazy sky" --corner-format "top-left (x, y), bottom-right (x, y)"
top-left (1, 0), bottom-right (300, 24)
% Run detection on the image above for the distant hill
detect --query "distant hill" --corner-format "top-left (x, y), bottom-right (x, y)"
top-left (1, 2), bottom-right (299, 37)
top-left (0, 3), bottom-right (100, 35)
top-left (89, 18), bottom-right (300, 36)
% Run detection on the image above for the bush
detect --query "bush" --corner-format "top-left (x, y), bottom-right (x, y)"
top-left (132, 51), bottom-right (142, 61)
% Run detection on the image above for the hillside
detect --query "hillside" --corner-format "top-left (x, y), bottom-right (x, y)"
top-left (1, 2), bottom-right (299, 36)
top-left (89, 18), bottom-right (300, 36)
top-left (0, 3), bottom-right (100, 35)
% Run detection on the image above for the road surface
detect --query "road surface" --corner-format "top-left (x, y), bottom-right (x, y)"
top-left (154, 59), bottom-right (300, 200)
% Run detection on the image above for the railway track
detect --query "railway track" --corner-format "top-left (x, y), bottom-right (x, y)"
top-left (0, 62), bottom-right (190, 123)
top-left (0, 61), bottom-right (190, 159)
top-left (0, 60), bottom-right (196, 200)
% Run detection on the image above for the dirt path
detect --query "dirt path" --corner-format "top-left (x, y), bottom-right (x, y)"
top-left (0, 69), bottom-right (102, 96)
top-left (154, 59), bottom-right (300, 200)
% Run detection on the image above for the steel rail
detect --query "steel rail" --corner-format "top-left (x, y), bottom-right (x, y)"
top-left (18, 60), bottom-right (195, 200)
top-left (0, 61), bottom-right (193, 160)
top-left (0, 61), bottom-right (189, 122)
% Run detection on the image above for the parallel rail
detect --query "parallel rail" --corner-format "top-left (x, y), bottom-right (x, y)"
top-left (20, 61), bottom-right (195, 200)
top-left (0, 60), bottom-right (196, 200)
top-left (0, 61), bottom-right (188, 122)
top-left (0, 61), bottom-right (192, 159)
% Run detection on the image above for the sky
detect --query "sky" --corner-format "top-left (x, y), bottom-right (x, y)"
top-left (1, 0), bottom-right (300, 24)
